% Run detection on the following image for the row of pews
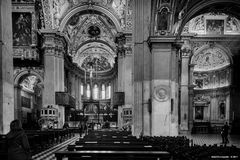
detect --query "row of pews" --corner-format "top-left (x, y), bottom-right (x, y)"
top-left (0, 128), bottom-right (76, 159)
top-left (55, 130), bottom-right (171, 160)
top-left (26, 128), bottom-right (75, 154)
top-left (55, 130), bottom-right (240, 160)
top-left (142, 136), bottom-right (240, 160)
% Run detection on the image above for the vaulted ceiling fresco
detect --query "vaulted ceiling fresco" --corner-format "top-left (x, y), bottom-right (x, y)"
top-left (40, 0), bottom-right (133, 74)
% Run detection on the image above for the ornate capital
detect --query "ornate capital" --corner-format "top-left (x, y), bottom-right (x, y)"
top-left (41, 30), bottom-right (67, 57)
top-left (181, 40), bottom-right (192, 58)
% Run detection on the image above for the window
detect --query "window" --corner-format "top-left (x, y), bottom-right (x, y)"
top-left (93, 84), bottom-right (98, 99)
top-left (80, 84), bottom-right (83, 95)
top-left (86, 84), bottom-right (90, 98)
top-left (106, 84), bottom-right (111, 99)
top-left (108, 85), bottom-right (111, 98)
top-left (101, 84), bottom-right (105, 99)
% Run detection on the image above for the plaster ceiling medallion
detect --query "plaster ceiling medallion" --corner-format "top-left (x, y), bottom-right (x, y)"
top-left (88, 25), bottom-right (101, 37)
top-left (153, 85), bottom-right (169, 102)
top-left (192, 47), bottom-right (230, 72)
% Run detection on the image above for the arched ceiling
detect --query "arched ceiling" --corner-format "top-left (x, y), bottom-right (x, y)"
top-left (73, 42), bottom-right (116, 73)
top-left (40, 0), bottom-right (133, 74)
top-left (41, 0), bottom-right (133, 31)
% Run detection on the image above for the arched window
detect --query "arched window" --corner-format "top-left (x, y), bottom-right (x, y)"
top-left (107, 84), bottom-right (111, 99)
top-left (93, 84), bottom-right (98, 99)
top-left (80, 84), bottom-right (83, 95)
top-left (86, 84), bottom-right (90, 98)
top-left (101, 84), bottom-right (106, 99)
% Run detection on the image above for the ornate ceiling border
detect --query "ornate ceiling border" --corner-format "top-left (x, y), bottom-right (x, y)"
top-left (59, 5), bottom-right (122, 33)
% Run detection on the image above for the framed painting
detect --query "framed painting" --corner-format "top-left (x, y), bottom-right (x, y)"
top-left (205, 16), bottom-right (226, 35)
top-left (195, 106), bottom-right (204, 120)
top-left (12, 12), bottom-right (32, 46)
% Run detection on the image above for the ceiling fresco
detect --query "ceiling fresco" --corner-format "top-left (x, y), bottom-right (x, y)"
top-left (41, 0), bottom-right (133, 31)
top-left (39, 0), bottom-right (132, 74)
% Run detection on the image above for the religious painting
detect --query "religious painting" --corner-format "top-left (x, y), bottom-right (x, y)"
top-left (219, 102), bottom-right (226, 119)
top-left (21, 96), bottom-right (31, 108)
top-left (156, 7), bottom-right (169, 31)
top-left (195, 106), bottom-right (204, 120)
top-left (12, 12), bottom-right (32, 46)
top-left (206, 19), bottom-right (224, 35)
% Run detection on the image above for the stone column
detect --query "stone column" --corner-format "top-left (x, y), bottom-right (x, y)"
top-left (0, 0), bottom-right (14, 134)
top-left (99, 82), bottom-right (102, 100)
top-left (149, 42), bottom-right (178, 136)
top-left (188, 64), bottom-right (195, 131)
top-left (133, 0), bottom-right (152, 137)
top-left (180, 40), bottom-right (192, 131)
top-left (71, 73), bottom-right (76, 98)
top-left (75, 76), bottom-right (79, 109)
top-left (41, 31), bottom-right (66, 128)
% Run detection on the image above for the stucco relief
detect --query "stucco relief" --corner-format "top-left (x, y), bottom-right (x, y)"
top-left (184, 13), bottom-right (240, 35)
top-left (51, 0), bottom-right (70, 29)
top-left (41, 0), bottom-right (132, 31)
top-left (153, 85), bottom-right (169, 102)
top-left (193, 68), bottom-right (231, 90)
top-left (192, 47), bottom-right (230, 72)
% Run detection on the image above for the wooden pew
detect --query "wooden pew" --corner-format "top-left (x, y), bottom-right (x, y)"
top-left (55, 150), bottom-right (171, 160)
top-left (0, 135), bottom-right (7, 160)
top-left (68, 144), bottom-right (161, 151)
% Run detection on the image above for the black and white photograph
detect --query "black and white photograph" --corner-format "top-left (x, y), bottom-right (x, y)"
top-left (1, 0), bottom-right (240, 160)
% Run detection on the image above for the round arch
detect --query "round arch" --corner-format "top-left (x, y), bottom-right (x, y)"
top-left (178, 0), bottom-right (240, 35)
top-left (14, 70), bottom-right (44, 86)
top-left (59, 5), bottom-right (122, 33)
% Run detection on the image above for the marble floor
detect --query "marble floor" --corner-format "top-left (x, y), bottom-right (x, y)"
top-left (31, 134), bottom-right (240, 160)
top-left (182, 133), bottom-right (240, 148)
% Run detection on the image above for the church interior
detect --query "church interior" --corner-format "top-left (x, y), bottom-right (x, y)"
top-left (1, 0), bottom-right (240, 159)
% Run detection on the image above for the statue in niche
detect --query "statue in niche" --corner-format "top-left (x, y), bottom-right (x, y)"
top-left (157, 7), bottom-right (169, 31)
top-left (219, 102), bottom-right (225, 119)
